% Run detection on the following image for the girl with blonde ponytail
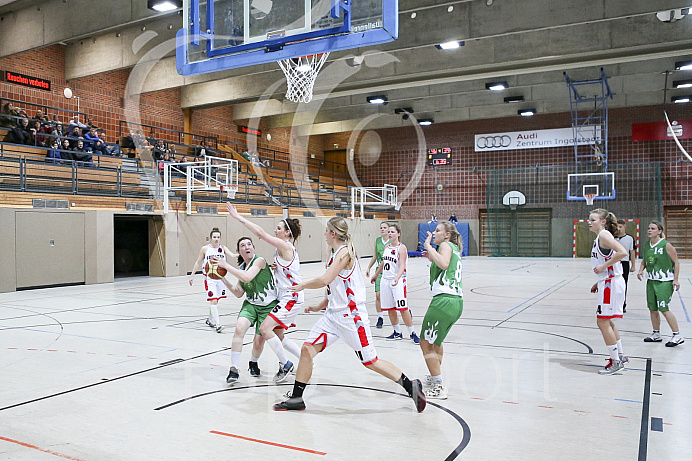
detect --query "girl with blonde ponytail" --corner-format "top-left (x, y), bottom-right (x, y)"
top-left (273, 217), bottom-right (427, 413)
top-left (588, 208), bottom-right (629, 375)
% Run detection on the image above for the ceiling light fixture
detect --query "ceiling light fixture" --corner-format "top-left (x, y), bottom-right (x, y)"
top-left (675, 60), bottom-right (692, 71)
top-left (147, 0), bottom-right (183, 12)
top-left (435, 40), bottom-right (464, 50)
top-left (672, 95), bottom-right (691, 103)
top-left (367, 95), bottom-right (388, 105)
top-left (419, 119), bottom-right (434, 126)
top-left (504, 95), bottom-right (525, 103)
top-left (518, 109), bottom-right (536, 116)
top-left (485, 81), bottom-right (508, 91)
top-left (673, 79), bottom-right (692, 89)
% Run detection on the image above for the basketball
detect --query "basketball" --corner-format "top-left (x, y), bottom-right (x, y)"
top-left (205, 261), bottom-right (227, 280)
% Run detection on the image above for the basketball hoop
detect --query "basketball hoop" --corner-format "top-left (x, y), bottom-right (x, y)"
top-left (278, 53), bottom-right (329, 103)
top-left (221, 185), bottom-right (238, 200)
top-left (585, 193), bottom-right (597, 206)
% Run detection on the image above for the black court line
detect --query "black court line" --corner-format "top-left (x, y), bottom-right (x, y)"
top-left (155, 383), bottom-right (471, 460)
top-left (638, 358), bottom-right (652, 461)
top-left (0, 345), bottom-right (235, 412)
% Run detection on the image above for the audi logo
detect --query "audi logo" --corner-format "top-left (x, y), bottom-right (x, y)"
top-left (476, 135), bottom-right (512, 149)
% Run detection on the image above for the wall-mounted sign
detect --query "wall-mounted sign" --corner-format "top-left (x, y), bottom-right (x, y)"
top-left (2, 70), bottom-right (51, 91)
top-left (474, 127), bottom-right (601, 152)
top-left (238, 125), bottom-right (261, 137)
top-left (632, 119), bottom-right (692, 141)
top-left (428, 147), bottom-right (452, 165)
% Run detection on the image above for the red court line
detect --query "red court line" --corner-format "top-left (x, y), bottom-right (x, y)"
top-left (538, 405), bottom-right (553, 409)
top-left (210, 430), bottom-right (326, 456)
top-left (0, 436), bottom-right (85, 461)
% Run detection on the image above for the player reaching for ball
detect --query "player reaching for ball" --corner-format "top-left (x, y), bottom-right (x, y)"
top-left (213, 236), bottom-right (279, 383)
top-left (227, 203), bottom-right (303, 383)
top-left (272, 217), bottom-right (426, 413)
top-left (189, 227), bottom-right (235, 333)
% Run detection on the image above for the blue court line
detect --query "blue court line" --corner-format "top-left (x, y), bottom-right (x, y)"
top-left (679, 288), bottom-right (691, 323)
top-left (506, 279), bottom-right (567, 313)
top-left (615, 398), bottom-right (643, 404)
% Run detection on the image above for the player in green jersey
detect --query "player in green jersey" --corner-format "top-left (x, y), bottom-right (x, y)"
top-left (637, 221), bottom-right (684, 347)
top-left (365, 222), bottom-right (390, 329)
top-left (215, 237), bottom-right (280, 383)
top-left (420, 221), bottom-right (464, 399)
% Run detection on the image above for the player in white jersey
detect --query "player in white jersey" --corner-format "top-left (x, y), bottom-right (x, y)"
top-left (370, 223), bottom-right (419, 343)
top-left (189, 227), bottom-right (235, 333)
top-left (272, 217), bottom-right (426, 413)
top-left (226, 203), bottom-right (302, 383)
top-left (588, 209), bottom-right (628, 375)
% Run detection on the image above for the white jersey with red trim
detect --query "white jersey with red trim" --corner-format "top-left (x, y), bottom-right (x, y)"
top-left (203, 245), bottom-right (226, 277)
top-left (274, 242), bottom-right (304, 305)
top-left (326, 245), bottom-right (367, 311)
top-left (591, 230), bottom-right (623, 282)
top-left (381, 243), bottom-right (405, 280)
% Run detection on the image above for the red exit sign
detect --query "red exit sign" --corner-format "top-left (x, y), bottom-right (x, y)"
top-left (3, 70), bottom-right (51, 91)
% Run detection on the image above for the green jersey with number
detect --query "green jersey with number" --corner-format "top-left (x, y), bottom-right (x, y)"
top-left (376, 237), bottom-right (389, 265)
top-left (644, 239), bottom-right (675, 282)
top-left (239, 255), bottom-right (278, 306)
top-left (430, 242), bottom-right (463, 297)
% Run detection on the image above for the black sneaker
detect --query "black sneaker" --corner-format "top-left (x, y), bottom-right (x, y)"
top-left (248, 361), bottom-right (261, 377)
top-left (226, 366), bottom-right (239, 384)
top-left (411, 379), bottom-right (427, 413)
top-left (273, 396), bottom-right (306, 411)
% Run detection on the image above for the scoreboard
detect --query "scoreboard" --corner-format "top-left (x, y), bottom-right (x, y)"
top-left (428, 147), bottom-right (452, 166)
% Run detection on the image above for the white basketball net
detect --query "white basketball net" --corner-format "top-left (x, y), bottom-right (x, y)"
top-left (278, 53), bottom-right (330, 103)
top-left (585, 194), bottom-right (597, 206)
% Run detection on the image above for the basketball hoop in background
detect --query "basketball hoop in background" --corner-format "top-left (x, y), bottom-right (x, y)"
top-left (221, 185), bottom-right (238, 200)
top-left (278, 53), bottom-right (329, 103)
top-left (502, 190), bottom-right (526, 210)
top-left (584, 193), bottom-right (597, 206)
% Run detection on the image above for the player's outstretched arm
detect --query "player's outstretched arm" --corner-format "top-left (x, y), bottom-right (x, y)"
top-left (226, 203), bottom-right (292, 254)
top-left (305, 297), bottom-right (328, 313)
top-left (295, 248), bottom-right (350, 291)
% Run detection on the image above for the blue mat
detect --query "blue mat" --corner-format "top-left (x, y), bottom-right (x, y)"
top-left (417, 222), bottom-right (469, 256)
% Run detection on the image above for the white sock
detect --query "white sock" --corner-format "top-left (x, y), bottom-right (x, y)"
top-left (393, 324), bottom-right (401, 334)
top-left (378, 312), bottom-right (383, 319)
top-left (607, 344), bottom-right (619, 362)
top-left (266, 336), bottom-right (288, 365)
top-left (616, 339), bottom-right (623, 355)
top-left (231, 351), bottom-right (241, 368)
top-left (432, 375), bottom-right (443, 386)
top-left (282, 337), bottom-right (301, 358)
top-left (250, 353), bottom-right (260, 362)
top-left (209, 304), bottom-right (220, 326)
top-left (407, 324), bottom-right (415, 335)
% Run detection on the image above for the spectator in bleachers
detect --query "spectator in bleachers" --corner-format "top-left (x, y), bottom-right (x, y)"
top-left (1, 103), bottom-right (18, 128)
top-left (158, 152), bottom-right (173, 175)
top-left (33, 110), bottom-right (48, 123)
top-left (60, 138), bottom-right (75, 161)
top-left (50, 123), bottom-right (65, 144)
top-left (168, 144), bottom-right (177, 160)
top-left (101, 132), bottom-right (121, 156)
top-left (153, 139), bottom-right (167, 160)
top-left (72, 139), bottom-right (94, 165)
top-left (67, 125), bottom-right (83, 148)
top-left (8, 117), bottom-right (33, 145)
top-left (194, 140), bottom-right (208, 160)
top-left (68, 116), bottom-right (88, 135)
top-left (31, 119), bottom-right (47, 147)
top-left (146, 130), bottom-right (157, 147)
top-left (86, 117), bottom-right (98, 131)
top-left (122, 129), bottom-right (136, 149)
top-left (84, 127), bottom-right (109, 156)
top-left (45, 139), bottom-right (64, 164)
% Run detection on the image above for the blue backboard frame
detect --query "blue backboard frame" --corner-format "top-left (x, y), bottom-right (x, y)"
top-left (176, 0), bottom-right (398, 76)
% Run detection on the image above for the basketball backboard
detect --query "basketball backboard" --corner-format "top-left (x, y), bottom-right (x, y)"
top-left (177, 0), bottom-right (398, 75)
top-left (566, 172), bottom-right (615, 202)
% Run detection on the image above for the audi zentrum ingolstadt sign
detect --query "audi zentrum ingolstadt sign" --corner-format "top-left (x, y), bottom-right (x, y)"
top-left (474, 127), bottom-right (601, 152)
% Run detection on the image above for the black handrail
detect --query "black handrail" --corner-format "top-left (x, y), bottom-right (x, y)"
top-left (0, 97), bottom-right (87, 120)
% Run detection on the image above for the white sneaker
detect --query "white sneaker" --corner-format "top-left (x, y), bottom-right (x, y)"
top-left (619, 354), bottom-right (629, 365)
top-left (666, 335), bottom-right (685, 347)
top-left (215, 324), bottom-right (224, 333)
top-left (598, 358), bottom-right (624, 375)
top-left (425, 384), bottom-right (448, 399)
top-left (423, 375), bottom-right (434, 388)
top-left (644, 332), bottom-right (662, 343)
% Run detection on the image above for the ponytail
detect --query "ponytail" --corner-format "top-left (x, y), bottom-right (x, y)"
top-left (649, 221), bottom-right (666, 239)
top-left (327, 217), bottom-right (356, 263)
top-left (438, 220), bottom-right (462, 252)
top-left (591, 208), bottom-right (618, 235)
